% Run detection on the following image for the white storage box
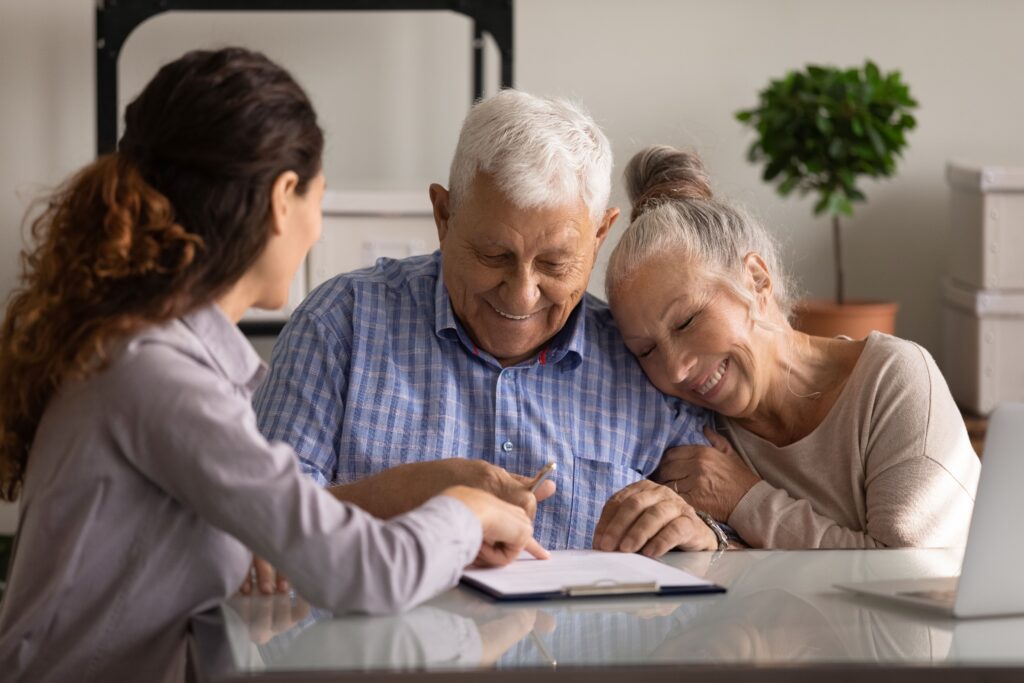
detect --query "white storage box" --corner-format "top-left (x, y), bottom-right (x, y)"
top-left (941, 278), bottom-right (1024, 414)
top-left (946, 162), bottom-right (1024, 289)
top-left (309, 190), bottom-right (436, 292)
top-left (241, 190), bottom-right (436, 326)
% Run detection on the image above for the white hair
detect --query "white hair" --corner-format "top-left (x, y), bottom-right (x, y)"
top-left (447, 89), bottom-right (612, 222)
top-left (607, 146), bottom-right (797, 324)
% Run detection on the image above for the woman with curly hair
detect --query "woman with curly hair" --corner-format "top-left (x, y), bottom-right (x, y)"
top-left (0, 48), bottom-right (545, 682)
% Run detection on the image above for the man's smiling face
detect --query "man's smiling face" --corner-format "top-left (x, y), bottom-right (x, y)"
top-left (432, 173), bottom-right (614, 366)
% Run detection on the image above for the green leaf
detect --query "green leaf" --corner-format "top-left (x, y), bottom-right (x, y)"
top-left (828, 192), bottom-right (854, 216)
top-left (778, 174), bottom-right (800, 196)
top-left (839, 169), bottom-right (856, 190)
top-left (828, 138), bottom-right (845, 159)
top-left (865, 60), bottom-right (881, 85)
top-left (866, 123), bottom-right (887, 157)
top-left (816, 113), bottom-right (834, 135)
top-left (813, 193), bottom-right (830, 215)
top-left (763, 159), bottom-right (786, 181)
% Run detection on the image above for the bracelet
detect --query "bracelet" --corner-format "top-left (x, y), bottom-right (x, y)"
top-left (695, 510), bottom-right (729, 552)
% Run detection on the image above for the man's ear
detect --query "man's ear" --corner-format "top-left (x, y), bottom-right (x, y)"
top-left (429, 183), bottom-right (451, 243)
top-left (595, 207), bottom-right (620, 251)
top-left (744, 252), bottom-right (773, 298)
top-left (269, 170), bottom-right (300, 237)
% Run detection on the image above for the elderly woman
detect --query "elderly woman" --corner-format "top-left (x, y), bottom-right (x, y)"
top-left (594, 145), bottom-right (980, 550)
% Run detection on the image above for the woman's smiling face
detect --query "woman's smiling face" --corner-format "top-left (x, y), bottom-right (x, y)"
top-left (610, 251), bottom-right (775, 419)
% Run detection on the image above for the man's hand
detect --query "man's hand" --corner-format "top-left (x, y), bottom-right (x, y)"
top-left (652, 425), bottom-right (761, 521)
top-left (330, 458), bottom-right (556, 520)
top-left (450, 459), bottom-right (557, 521)
top-left (592, 480), bottom-right (717, 557)
top-left (443, 485), bottom-right (550, 567)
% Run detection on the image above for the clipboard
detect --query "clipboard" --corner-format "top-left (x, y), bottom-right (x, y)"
top-left (460, 550), bottom-right (726, 601)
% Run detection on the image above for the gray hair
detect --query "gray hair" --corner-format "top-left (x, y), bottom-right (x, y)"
top-left (447, 89), bottom-right (612, 222)
top-left (607, 145), bottom-right (796, 323)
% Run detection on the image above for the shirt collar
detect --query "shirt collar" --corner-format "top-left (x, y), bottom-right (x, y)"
top-left (434, 257), bottom-right (461, 342)
top-left (180, 304), bottom-right (267, 392)
top-left (433, 255), bottom-right (586, 369)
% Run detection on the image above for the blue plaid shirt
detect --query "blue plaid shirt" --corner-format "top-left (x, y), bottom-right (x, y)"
top-left (254, 252), bottom-right (707, 549)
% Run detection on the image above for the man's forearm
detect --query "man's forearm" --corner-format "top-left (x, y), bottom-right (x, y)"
top-left (324, 458), bottom-right (538, 521)
top-left (325, 460), bottom-right (458, 519)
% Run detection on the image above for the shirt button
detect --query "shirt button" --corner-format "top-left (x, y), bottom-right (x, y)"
top-left (502, 441), bottom-right (514, 452)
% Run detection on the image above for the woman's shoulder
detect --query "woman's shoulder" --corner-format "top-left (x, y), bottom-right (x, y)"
top-left (848, 332), bottom-right (962, 439)
top-left (857, 331), bottom-right (938, 385)
top-left (99, 319), bottom-right (234, 410)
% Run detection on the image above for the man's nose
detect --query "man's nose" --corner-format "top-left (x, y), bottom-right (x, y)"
top-left (503, 265), bottom-right (541, 312)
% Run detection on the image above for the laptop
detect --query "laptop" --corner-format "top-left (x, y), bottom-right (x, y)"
top-left (834, 401), bottom-right (1024, 618)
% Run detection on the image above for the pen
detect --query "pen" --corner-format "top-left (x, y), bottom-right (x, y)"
top-left (530, 629), bottom-right (557, 667)
top-left (528, 461), bottom-right (557, 493)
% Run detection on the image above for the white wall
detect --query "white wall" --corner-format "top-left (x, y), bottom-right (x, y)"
top-left (2, 0), bottom-right (1024, 530)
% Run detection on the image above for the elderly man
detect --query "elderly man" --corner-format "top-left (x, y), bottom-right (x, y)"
top-left (254, 90), bottom-right (715, 556)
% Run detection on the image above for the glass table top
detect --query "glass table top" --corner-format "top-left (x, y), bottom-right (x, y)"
top-left (198, 548), bottom-right (1024, 679)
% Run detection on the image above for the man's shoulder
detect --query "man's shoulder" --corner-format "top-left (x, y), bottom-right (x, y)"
top-left (573, 293), bottom-right (708, 437)
top-left (579, 292), bottom-right (633, 361)
top-left (573, 293), bottom-right (667, 388)
top-left (294, 253), bottom-right (439, 325)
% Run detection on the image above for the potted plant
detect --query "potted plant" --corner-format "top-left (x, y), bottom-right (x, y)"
top-left (735, 61), bottom-right (918, 338)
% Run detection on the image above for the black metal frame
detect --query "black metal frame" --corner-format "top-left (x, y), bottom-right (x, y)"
top-left (95, 0), bottom-right (514, 155)
top-left (94, 0), bottom-right (513, 336)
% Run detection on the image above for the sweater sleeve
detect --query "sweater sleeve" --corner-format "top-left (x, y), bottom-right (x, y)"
top-left (727, 338), bottom-right (980, 549)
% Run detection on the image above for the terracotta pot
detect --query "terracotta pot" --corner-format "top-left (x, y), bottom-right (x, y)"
top-left (792, 299), bottom-right (899, 340)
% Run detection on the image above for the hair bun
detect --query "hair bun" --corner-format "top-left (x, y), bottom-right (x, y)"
top-left (625, 145), bottom-right (712, 221)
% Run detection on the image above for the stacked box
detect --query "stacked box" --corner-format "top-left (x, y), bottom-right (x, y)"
top-left (943, 163), bottom-right (1024, 414)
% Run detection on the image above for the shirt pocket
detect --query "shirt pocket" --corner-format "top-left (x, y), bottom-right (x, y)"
top-left (348, 413), bottom-right (468, 473)
top-left (567, 454), bottom-right (645, 549)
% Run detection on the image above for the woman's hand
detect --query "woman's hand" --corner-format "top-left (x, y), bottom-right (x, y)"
top-left (592, 480), bottom-right (717, 557)
top-left (653, 425), bottom-right (761, 522)
top-left (226, 592), bottom-right (310, 645)
top-left (239, 555), bottom-right (289, 595)
top-left (442, 486), bottom-right (549, 567)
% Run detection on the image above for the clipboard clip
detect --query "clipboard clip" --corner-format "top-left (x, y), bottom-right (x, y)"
top-left (565, 579), bottom-right (660, 597)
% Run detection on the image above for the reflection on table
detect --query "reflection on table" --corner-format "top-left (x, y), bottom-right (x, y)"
top-left (214, 548), bottom-right (1024, 676)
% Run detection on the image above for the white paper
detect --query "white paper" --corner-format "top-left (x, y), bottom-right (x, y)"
top-left (462, 550), bottom-right (716, 596)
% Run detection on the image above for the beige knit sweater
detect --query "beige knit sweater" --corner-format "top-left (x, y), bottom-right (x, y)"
top-left (722, 332), bottom-right (980, 549)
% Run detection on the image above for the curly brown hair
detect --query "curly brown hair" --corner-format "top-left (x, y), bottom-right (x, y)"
top-left (0, 48), bottom-right (323, 500)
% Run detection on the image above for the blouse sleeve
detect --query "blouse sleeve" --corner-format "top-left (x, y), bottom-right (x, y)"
top-left (108, 342), bottom-right (482, 615)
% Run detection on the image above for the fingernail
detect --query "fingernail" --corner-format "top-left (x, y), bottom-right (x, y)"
top-left (261, 582), bottom-right (273, 594)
